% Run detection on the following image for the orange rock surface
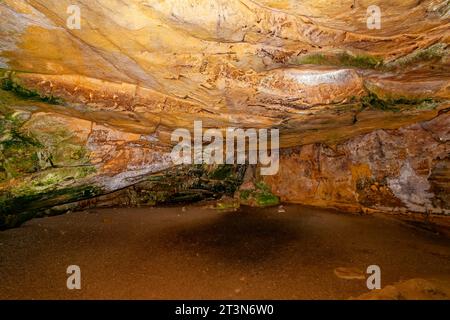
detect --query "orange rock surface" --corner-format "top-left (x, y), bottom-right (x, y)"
top-left (0, 0), bottom-right (449, 228)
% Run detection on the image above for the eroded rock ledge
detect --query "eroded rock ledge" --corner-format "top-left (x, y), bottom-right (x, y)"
top-left (264, 111), bottom-right (450, 214)
top-left (0, 0), bottom-right (449, 229)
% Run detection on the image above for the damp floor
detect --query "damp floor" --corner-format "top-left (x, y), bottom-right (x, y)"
top-left (1, 204), bottom-right (449, 299)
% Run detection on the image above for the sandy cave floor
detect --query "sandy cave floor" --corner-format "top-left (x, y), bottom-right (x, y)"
top-left (0, 204), bottom-right (449, 300)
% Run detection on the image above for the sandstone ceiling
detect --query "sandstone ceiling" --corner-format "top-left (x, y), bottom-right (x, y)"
top-left (0, 0), bottom-right (449, 146)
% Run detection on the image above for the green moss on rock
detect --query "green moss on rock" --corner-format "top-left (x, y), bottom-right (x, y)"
top-left (238, 181), bottom-right (280, 207)
top-left (208, 164), bottom-right (234, 180)
top-left (0, 96), bottom-right (99, 228)
top-left (214, 195), bottom-right (240, 211)
top-left (255, 193), bottom-right (279, 207)
top-left (0, 71), bottom-right (64, 105)
top-left (0, 108), bottom-right (42, 180)
top-left (108, 164), bottom-right (246, 207)
top-left (0, 164), bottom-right (98, 229)
top-left (293, 52), bottom-right (383, 69)
top-left (0, 104), bottom-right (92, 182)
top-left (0, 183), bottom-right (101, 229)
top-left (385, 43), bottom-right (448, 70)
top-left (293, 44), bottom-right (447, 71)
top-left (361, 92), bottom-right (440, 112)
top-left (336, 53), bottom-right (383, 69)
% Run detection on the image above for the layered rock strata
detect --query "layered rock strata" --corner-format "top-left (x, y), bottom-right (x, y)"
top-left (0, 0), bottom-right (449, 228)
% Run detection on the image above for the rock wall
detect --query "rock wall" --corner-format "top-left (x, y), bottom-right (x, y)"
top-left (0, 94), bottom-right (245, 228)
top-left (0, 0), bottom-right (449, 228)
top-left (264, 111), bottom-right (450, 215)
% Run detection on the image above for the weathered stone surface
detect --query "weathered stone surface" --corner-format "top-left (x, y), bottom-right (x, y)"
top-left (0, 1), bottom-right (448, 140)
top-left (354, 278), bottom-right (450, 300)
top-left (264, 111), bottom-right (450, 215)
top-left (0, 0), bottom-right (449, 228)
top-left (0, 104), bottom-right (171, 228)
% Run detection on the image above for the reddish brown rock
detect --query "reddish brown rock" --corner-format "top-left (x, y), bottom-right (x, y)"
top-left (264, 112), bottom-right (450, 215)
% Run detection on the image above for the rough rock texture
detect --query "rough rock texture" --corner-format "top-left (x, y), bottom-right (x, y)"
top-left (0, 92), bottom-right (246, 228)
top-left (264, 111), bottom-right (450, 215)
top-left (1, 0), bottom-right (449, 147)
top-left (0, 0), bottom-right (449, 227)
top-left (354, 278), bottom-right (450, 300)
